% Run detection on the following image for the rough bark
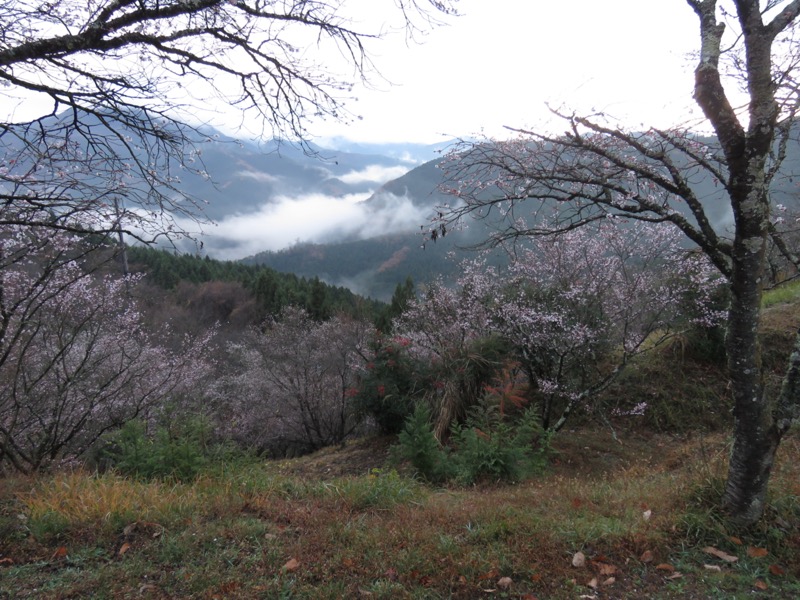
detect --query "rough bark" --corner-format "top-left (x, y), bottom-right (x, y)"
top-left (688, 0), bottom-right (800, 526)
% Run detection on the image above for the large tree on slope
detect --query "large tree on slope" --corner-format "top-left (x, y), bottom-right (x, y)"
top-left (434, 0), bottom-right (800, 526)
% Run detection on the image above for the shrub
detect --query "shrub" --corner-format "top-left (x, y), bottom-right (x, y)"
top-left (449, 403), bottom-right (550, 485)
top-left (392, 402), bottom-right (551, 486)
top-left (392, 404), bottom-right (451, 483)
top-left (353, 335), bottom-right (428, 434)
top-left (101, 417), bottom-right (214, 481)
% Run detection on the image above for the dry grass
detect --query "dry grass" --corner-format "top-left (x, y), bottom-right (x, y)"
top-left (2, 428), bottom-right (799, 599)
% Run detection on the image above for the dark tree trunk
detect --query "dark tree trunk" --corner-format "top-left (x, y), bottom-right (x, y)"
top-left (688, 0), bottom-right (800, 526)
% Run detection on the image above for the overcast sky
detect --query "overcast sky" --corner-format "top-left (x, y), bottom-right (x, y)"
top-left (297, 0), bottom-right (709, 145)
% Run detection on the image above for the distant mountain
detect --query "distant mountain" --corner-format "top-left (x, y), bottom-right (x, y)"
top-left (243, 128), bottom-right (800, 300)
top-left (9, 109), bottom-right (800, 301)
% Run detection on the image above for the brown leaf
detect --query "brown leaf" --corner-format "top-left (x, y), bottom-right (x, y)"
top-left (384, 568), bottom-right (398, 582)
top-left (703, 564), bottom-right (722, 572)
top-left (586, 577), bottom-right (598, 589)
top-left (602, 576), bottom-right (616, 586)
top-left (655, 563), bottom-right (675, 572)
top-left (640, 550), bottom-right (654, 563)
top-left (479, 568), bottom-right (499, 580)
top-left (418, 575), bottom-right (432, 587)
top-left (665, 572), bottom-right (683, 580)
top-left (729, 536), bottom-right (743, 546)
top-left (754, 579), bottom-right (768, 591)
top-left (572, 551), bottom-right (586, 568)
top-left (520, 595), bottom-right (539, 600)
top-left (571, 497), bottom-right (582, 509)
top-left (596, 562), bottom-right (617, 576)
top-left (703, 546), bottom-right (738, 563)
top-left (746, 546), bottom-right (768, 558)
top-left (0, 558), bottom-right (14, 566)
top-left (769, 564), bottom-right (785, 576)
top-left (50, 546), bottom-right (67, 560)
top-left (497, 576), bottom-right (513, 589)
top-left (118, 542), bottom-right (131, 557)
top-left (282, 558), bottom-right (300, 572)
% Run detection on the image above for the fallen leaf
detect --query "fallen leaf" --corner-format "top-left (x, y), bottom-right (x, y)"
top-left (703, 546), bottom-right (739, 563)
top-left (769, 564), bottom-right (785, 576)
top-left (457, 575), bottom-right (467, 585)
top-left (497, 576), bottom-right (513, 589)
top-left (50, 546), bottom-right (67, 560)
top-left (530, 573), bottom-right (542, 582)
top-left (747, 546), bottom-right (768, 558)
top-left (118, 542), bottom-right (131, 557)
top-left (665, 572), bottom-right (683, 580)
top-left (572, 551), bottom-right (586, 568)
top-left (703, 564), bottom-right (722, 572)
top-left (655, 563), bottom-right (675, 572)
top-left (282, 558), bottom-right (300, 572)
top-left (729, 536), bottom-right (743, 546)
top-left (642, 509), bottom-right (652, 521)
top-left (138, 584), bottom-right (158, 594)
top-left (571, 497), bottom-right (582, 509)
top-left (384, 568), bottom-right (398, 581)
top-left (596, 562), bottom-right (617, 576)
top-left (0, 558), bottom-right (14, 566)
top-left (520, 595), bottom-right (539, 600)
top-left (418, 575), bottom-right (432, 586)
top-left (479, 568), bottom-right (499, 580)
top-left (602, 577), bottom-right (616, 586)
top-left (587, 577), bottom-right (598, 589)
top-left (640, 550), bottom-right (654, 563)
top-left (754, 579), bottom-right (768, 591)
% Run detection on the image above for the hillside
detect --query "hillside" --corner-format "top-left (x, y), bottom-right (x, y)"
top-left (2, 292), bottom-right (798, 599)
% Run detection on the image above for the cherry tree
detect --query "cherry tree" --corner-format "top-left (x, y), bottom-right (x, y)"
top-left (432, 0), bottom-right (800, 526)
top-left (0, 228), bottom-right (208, 472)
top-left (215, 307), bottom-right (370, 455)
top-left (393, 264), bottom-right (503, 439)
top-left (398, 221), bottom-right (722, 436)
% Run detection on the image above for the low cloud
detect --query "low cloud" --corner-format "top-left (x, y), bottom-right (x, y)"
top-left (235, 170), bottom-right (281, 183)
top-left (189, 190), bottom-right (430, 261)
top-left (338, 164), bottom-right (410, 185)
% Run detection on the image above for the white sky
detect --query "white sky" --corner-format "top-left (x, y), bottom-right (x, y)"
top-left (4, 0), bottom-right (728, 145)
top-left (301, 0), bottom-right (709, 144)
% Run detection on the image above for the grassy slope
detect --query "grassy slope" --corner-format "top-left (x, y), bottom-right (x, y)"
top-left (2, 295), bottom-right (800, 599)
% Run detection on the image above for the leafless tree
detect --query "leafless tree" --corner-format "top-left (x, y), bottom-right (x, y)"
top-left (0, 0), bottom-right (458, 242)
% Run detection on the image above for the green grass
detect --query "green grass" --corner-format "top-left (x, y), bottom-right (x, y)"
top-left (763, 279), bottom-right (800, 308)
top-left (3, 431), bottom-right (800, 599)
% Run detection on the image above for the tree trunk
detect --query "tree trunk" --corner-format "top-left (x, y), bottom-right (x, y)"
top-left (687, 0), bottom-right (800, 526)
